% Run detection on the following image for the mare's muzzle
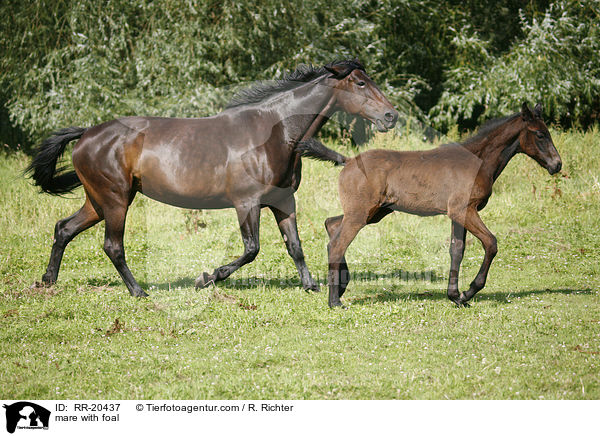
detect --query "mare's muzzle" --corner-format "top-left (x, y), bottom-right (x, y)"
top-left (548, 159), bottom-right (562, 175)
top-left (376, 110), bottom-right (399, 132)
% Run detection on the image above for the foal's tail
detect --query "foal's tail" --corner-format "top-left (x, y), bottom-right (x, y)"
top-left (296, 138), bottom-right (348, 166)
top-left (25, 127), bottom-right (87, 195)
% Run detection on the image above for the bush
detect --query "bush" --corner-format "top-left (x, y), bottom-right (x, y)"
top-left (0, 0), bottom-right (594, 148)
top-left (431, 1), bottom-right (600, 129)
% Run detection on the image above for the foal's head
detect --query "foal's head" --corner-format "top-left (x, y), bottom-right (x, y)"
top-left (325, 60), bottom-right (398, 132)
top-left (518, 102), bottom-right (562, 174)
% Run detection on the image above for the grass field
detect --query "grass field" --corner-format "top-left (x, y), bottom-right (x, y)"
top-left (1, 127), bottom-right (599, 399)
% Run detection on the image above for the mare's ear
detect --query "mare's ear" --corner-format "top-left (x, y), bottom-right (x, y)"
top-left (533, 102), bottom-right (543, 119)
top-left (521, 102), bottom-right (534, 122)
top-left (324, 63), bottom-right (350, 79)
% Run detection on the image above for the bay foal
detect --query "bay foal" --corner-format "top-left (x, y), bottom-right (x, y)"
top-left (324, 103), bottom-right (562, 307)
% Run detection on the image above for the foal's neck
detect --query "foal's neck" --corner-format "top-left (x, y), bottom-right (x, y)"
top-left (463, 115), bottom-right (523, 181)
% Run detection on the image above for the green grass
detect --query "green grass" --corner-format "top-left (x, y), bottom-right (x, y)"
top-left (1, 127), bottom-right (599, 399)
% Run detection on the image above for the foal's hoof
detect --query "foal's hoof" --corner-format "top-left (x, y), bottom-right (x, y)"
top-left (304, 283), bottom-right (321, 293)
top-left (195, 272), bottom-right (215, 289)
top-left (328, 301), bottom-right (347, 310)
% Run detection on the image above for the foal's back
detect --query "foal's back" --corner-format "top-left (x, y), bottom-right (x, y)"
top-left (338, 146), bottom-right (485, 218)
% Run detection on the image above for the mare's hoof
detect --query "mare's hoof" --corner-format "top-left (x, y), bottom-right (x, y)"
top-left (40, 274), bottom-right (55, 286)
top-left (452, 293), bottom-right (471, 308)
top-left (195, 272), bottom-right (214, 289)
top-left (132, 289), bottom-right (149, 298)
top-left (329, 302), bottom-right (347, 310)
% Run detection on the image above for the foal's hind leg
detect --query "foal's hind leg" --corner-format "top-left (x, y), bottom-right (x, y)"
top-left (41, 196), bottom-right (102, 285)
top-left (327, 214), bottom-right (366, 307)
top-left (195, 202), bottom-right (261, 288)
top-left (269, 196), bottom-right (319, 292)
top-left (325, 215), bottom-right (350, 297)
top-left (447, 220), bottom-right (467, 306)
top-left (458, 209), bottom-right (498, 305)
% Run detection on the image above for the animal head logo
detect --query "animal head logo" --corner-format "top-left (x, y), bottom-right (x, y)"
top-left (3, 402), bottom-right (51, 433)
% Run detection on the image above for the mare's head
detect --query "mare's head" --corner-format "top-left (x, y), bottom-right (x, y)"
top-left (518, 102), bottom-right (562, 174)
top-left (324, 59), bottom-right (398, 132)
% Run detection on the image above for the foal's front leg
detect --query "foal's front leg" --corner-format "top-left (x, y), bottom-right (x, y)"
top-left (195, 202), bottom-right (261, 288)
top-left (458, 209), bottom-right (498, 305)
top-left (269, 196), bottom-right (320, 292)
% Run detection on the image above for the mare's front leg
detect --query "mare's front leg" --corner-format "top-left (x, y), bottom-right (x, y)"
top-left (458, 208), bottom-right (498, 305)
top-left (447, 220), bottom-right (467, 307)
top-left (269, 196), bottom-right (320, 292)
top-left (195, 201), bottom-right (261, 288)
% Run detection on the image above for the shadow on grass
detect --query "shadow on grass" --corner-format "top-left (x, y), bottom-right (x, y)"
top-left (346, 268), bottom-right (444, 283)
top-left (138, 277), bottom-right (195, 291)
top-left (138, 276), bottom-right (304, 291)
top-left (349, 287), bottom-right (593, 306)
top-left (85, 274), bottom-right (593, 307)
top-left (138, 268), bottom-right (443, 292)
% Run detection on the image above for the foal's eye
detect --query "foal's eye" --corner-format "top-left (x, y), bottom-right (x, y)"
top-left (357, 81), bottom-right (366, 87)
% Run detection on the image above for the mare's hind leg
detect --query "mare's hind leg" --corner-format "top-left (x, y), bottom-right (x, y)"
top-left (102, 202), bottom-right (148, 297)
top-left (269, 196), bottom-right (319, 292)
top-left (41, 196), bottom-right (102, 285)
top-left (447, 220), bottom-right (467, 306)
top-left (327, 213), bottom-right (367, 307)
top-left (195, 202), bottom-right (261, 288)
top-left (458, 208), bottom-right (498, 305)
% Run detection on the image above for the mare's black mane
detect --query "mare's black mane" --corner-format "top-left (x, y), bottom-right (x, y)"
top-left (226, 59), bottom-right (364, 109)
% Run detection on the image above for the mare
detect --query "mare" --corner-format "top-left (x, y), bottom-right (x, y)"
top-left (26, 59), bottom-right (398, 297)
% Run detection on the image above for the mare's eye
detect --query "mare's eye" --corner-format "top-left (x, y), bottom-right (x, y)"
top-left (357, 81), bottom-right (366, 87)
top-left (536, 131), bottom-right (545, 139)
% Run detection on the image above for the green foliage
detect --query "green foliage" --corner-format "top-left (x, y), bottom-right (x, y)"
top-left (0, 0), bottom-right (596, 149)
top-left (431, 0), bottom-right (600, 129)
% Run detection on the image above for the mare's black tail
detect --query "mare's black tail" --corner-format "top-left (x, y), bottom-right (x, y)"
top-left (296, 138), bottom-right (348, 166)
top-left (24, 127), bottom-right (87, 195)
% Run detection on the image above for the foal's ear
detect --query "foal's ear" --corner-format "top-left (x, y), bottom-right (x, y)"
top-left (521, 102), bottom-right (534, 122)
top-left (533, 102), bottom-right (543, 119)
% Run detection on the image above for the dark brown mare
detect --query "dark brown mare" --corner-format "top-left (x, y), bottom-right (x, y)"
top-left (26, 59), bottom-right (398, 297)
top-left (315, 103), bottom-right (561, 307)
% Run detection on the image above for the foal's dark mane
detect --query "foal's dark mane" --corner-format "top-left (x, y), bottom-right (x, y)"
top-left (460, 113), bottom-right (521, 147)
top-left (226, 59), bottom-right (365, 109)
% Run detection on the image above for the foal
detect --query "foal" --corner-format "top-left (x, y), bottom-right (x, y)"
top-left (322, 103), bottom-right (562, 307)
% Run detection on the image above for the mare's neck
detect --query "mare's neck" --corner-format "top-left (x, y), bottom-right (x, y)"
top-left (263, 77), bottom-right (336, 142)
top-left (462, 115), bottom-right (522, 181)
